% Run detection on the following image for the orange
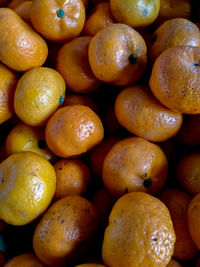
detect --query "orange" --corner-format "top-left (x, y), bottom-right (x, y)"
top-left (0, 151), bottom-right (56, 225)
top-left (102, 192), bottom-right (175, 267)
top-left (102, 137), bottom-right (168, 197)
top-left (159, 189), bottom-right (198, 261)
top-left (90, 136), bottom-right (120, 178)
top-left (33, 195), bottom-right (98, 266)
top-left (156, 0), bottom-right (191, 25)
top-left (88, 23), bottom-right (147, 86)
top-left (75, 265), bottom-right (106, 267)
top-left (82, 3), bottom-right (116, 36)
top-left (188, 193), bottom-right (200, 249)
top-left (63, 94), bottom-right (99, 114)
top-left (14, 1), bottom-right (32, 24)
top-left (110, 0), bottom-right (160, 28)
top-left (53, 159), bottom-right (90, 200)
top-left (115, 85), bottom-right (183, 142)
top-left (4, 253), bottom-right (45, 267)
top-left (177, 153), bottom-right (200, 195)
top-left (5, 122), bottom-right (55, 161)
top-left (0, 63), bottom-right (18, 124)
top-left (167, 259), bottom-right (182, 267)
top-left (57, 36), bottom-right (101, 93)
top-left (7, 0), bottom-right (28, 9)
top-left (0, 8), bottom-right (48, 72)
top-left (45, 105), bottom-right (104, 158)
top-left (14, 67), bottom-right (66, 127)
top-left (81, 0), bottom-right (88, 8)
top-left (149, 18), bottom-right (200, 63)
top-left (30, 0), bottom-right (85, 43)
top-left (176, 114), bottom-right (200, 146)
top-left (149, 46), bottom-right (200, 114)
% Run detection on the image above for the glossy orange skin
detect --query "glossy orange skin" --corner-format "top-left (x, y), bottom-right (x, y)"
top-left (4, 253), bottom-right (45, 267)
top-left (90, 136), bottom-right (120, 178)
top-left (0, 8), bottom-right (48, 72)
top-left (14, 1), bottom-right (31, 24)
top-left (102, 192), bottom-right (175, 267)
top-left (0, 63), bottom-right (18, 124)
top-left (30, 0), bottom-right (85, 43)
top-left (57, 37), bottom-right (101, 93)
top-left (7, 0), bottom-right (28, 9)
top-left (88, 23), bottom-right (147, 86)
top-left (5, 123), bottom-right (55, 161)
top-left (149, 18), bottom-right (200, 63)
top-left (46, 105), bottom-right (104, 158)
top-left (177, 153), bottom-right (200, 195)
top-left (102, 137), bottom-right (168, 197)
top-left (176, 114), bottom-right (200, 145)
top-left (33, 195), bottom-right (98, 267)
top-left (188, 193), bottom-right (200, 249)
top-left (149, 46), bottom-right (200, 114)
top-left (63, 94), bottom-right (99, 114)
top-left (54, 159), bottom-right (90, 200)
top-left (156, 0), bottom-right (191, 25)
top-left (110, 0), bottom-right (160, 28)
top-left (159, 189), bottom-right (198, 261)
top-left (83, 3), bottom-right (116, 36)
top-left (115, 85), bottom-right (183, 142)
top-left (167, 259), bottom-right (182, 267)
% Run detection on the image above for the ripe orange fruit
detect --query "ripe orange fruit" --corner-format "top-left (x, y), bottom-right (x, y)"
top-left (83, 3), bottom-right (116, 36)
top-left (4, 253), bottom-right (45, 267)
top-left (149, 46), bottom-right (200, 114)
top-left (30, 0), bottom-right (85, 42)
top-left (102, 192), bottom-right (175, 267)
top-left (115, 85), bottom-right (183, 142)
top-left (188, 193), bottom-right (200, 249)
top-left (159, 189), bottom-right (198, 261)
top-left (57, 37), bottom-right (101, 93)
top-left (45, 105), bottom-right (104, 158)
top-left (88, 23), bottom-right (147, 86)
top-left (14, 1), bottom-right (32, 24)
top-left (33, 195), bottom-right (98, 266)
top-left (14, 67), bottom-right (66, 126)
top-left (7, 0), bottom-right (27, 9)
top-left (110, 0), bottom-right (160, 28)
top-left (0, 151), bottom-right (56, 225)
top-left (5, 123), bottom-right (55, 161)
top-left (149, 18), bottom-right (200, 63)
top-left (0, 8), bottom-right (48, 72)
top-left (102, 137), bottom-right (168, 197)
top-left (0, 63), bottom-right (18, 124)
top-left (53, 159), bottom-right (90, 200)
top-left (177, 153), bottom-right (200, 195)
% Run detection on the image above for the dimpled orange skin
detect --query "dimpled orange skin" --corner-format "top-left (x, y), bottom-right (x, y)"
top-left (156, 0), bottom-right (191, 25)
top-left (45, 105), bottom-right (104, 158)
top-left (188, 193), bottom-right (200, 249)
top-left (57, 37), bottom-right (101, 93)
top-left (90, 136), bottom-right (120, 178)
top-left (0, 63), bottom-right (18, 124)
top-left (4, 253), bottom-right (45, 267)
top-left (14, 1), bottom-right (32, 24)
top-left (0, 152), bottom-right (56, 225)
top-left (53, 159), bottom-right (90, 200)
top-left (102, 192), bottom-right (175, 267)
top-left (159, 189), bottom-right (198, 261)
top-left (115, 85), bottom-right (183, 142)
top-left (63, 94), bottom-right (99, 114)
top-left (149, 18), bottom-right (200, 63)
top-left (149, 46), bottom-right (200, 114)
top-left (88, 23), bottom-right (147, 87)
top-left (110, 0), bottom-right (160, 28)
top-left (30, 0), bottom-right (85, 43)
top-left (0, 8), bottom-right (48, 72)
top-left (14, 67), bottom-right (66, 127)
top-left (82, 3), bottom-right (116, 36)
top-left (177, 153), bottom-right (200, 195)
top-left (102, 137), bottom-right (168, 197)
top-left (5, 123), bottom-right (55, 162)
top-left (33, 195), bottom-right (98, 267)
top-left (167, 259), bottom-right (182, 267)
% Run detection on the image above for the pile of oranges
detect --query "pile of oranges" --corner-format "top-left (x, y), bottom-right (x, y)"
top-left (0, 0), bottom-right (199, 266)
